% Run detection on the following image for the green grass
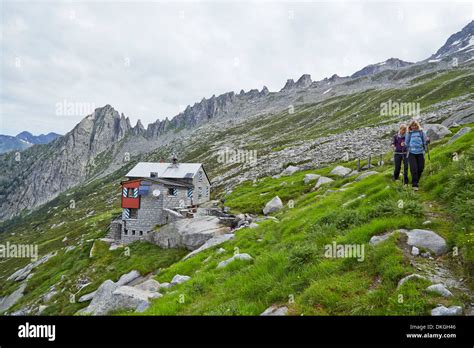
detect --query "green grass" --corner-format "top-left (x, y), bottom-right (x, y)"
top-left (129, 126), bottom-right (473, 315)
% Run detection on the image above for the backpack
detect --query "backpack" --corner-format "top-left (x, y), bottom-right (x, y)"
top-left (408, 130), bottom-right (426, 154)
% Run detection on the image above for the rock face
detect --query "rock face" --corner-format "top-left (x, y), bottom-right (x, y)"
top-left (304, 174), bottom-right (320, 184)
top-left (448, 127), bottom-right (471, 144)
top-left (263, 196), bottom-right (283, 215)
top-left (330, 165), bottom-right (352, 177)
top-left (405, 229), bottom-right (447, 256)
top-left (260, 305), bottom-right (288, 316)
top-left (424, 124), bottom-right (451, 141)
top-left (147, 216), bottom-right (230, 250)
top-left (217, 253), bottom-right (253, 268)
top-left (0, 105), bottom-right (133, 220)
top-left (426, 284), bottom-right (453, 297)
top-left (431, 305), bottom-right (463, 316)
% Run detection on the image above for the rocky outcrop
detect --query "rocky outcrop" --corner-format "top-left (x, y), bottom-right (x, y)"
top-left (147, 216), bottom-right (230, 250)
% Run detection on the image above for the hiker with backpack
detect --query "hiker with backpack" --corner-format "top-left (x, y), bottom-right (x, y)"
top-left (405, 120), bottom-right (430, 191)
top-left (392, 123), bottom-right (409, 185)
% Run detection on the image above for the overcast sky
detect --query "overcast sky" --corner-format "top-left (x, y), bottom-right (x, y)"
top-left (0, 0), bottom-right (472, 136)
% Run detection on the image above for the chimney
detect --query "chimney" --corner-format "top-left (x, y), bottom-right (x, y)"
top-left (171, 155), bottom-right (179, 167)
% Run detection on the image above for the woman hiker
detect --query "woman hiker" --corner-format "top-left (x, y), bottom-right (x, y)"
top-left (405, 120), bottom-right (429, 191)
top-left (392, 123), bottom-right (409, 185)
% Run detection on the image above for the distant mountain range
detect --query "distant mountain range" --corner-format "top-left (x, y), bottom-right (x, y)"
top-left (0, 131), bottom-right (61, 154)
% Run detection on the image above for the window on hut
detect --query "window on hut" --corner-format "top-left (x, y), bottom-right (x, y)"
top-left (168, 187), bottom-right (177, 196)
top-left (129, 209), bottom-right (138, 219)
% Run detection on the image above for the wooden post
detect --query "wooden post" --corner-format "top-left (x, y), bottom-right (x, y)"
top-left (357, 158), bottom-right (361, 171)
top-left (368, 155), bottom-right (371, 169)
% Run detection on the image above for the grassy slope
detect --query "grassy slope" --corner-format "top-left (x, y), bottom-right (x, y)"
top-left (137, 127), bottom-right (473, 316)
top-left (0, 66), bottom-right (472, 316)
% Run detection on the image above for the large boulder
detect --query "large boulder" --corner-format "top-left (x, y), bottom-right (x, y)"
top-left (315, 176), bottom-right (334, 188)
top-left (147, 216), bottom-right (230, 250)
top-left (330, 165), bottom-right (352, 177)
top-left (405, 229), bottom-right (447, 256)
top-left (424, 124), bottom-right (451, 141)
top-left (448, 127), bottom-right (471, 144)
top-left (135, 279), bottom-right (161, 293)
top-left (263, 196), bottom-right (283, 215)
top-left (280, 165), bottom-right (300, 176)
top-left (304, 174), bottom-right (320, 184)
top-left (431, 305), bottom-right (462, 316)
top-left (217, 253), bottom-right (253, 269)
top-left (82, 280), bottom-right (118, 315)
top-left (81, 270), bottom-right (142, 314)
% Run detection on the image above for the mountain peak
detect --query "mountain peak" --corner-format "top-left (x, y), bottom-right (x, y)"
top-left (351, 58), bottom-right (412, 78)
top-left (428, 20), bottom-right (474, 62)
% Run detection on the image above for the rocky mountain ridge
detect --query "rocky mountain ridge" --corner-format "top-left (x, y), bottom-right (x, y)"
top-left (0, 20), bottom-right (473, 220)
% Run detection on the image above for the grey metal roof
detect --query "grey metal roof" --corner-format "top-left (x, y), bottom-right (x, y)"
top-left (126, 162), bottom-right (204, 179)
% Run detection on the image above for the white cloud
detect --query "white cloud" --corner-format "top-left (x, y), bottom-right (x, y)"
top-left (0, 0), bottom-right (471, 135)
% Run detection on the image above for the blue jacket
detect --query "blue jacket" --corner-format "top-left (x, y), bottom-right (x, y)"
top-left (405, 130), bottom-right (427, 155)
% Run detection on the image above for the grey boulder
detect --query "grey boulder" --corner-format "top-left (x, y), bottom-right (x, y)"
top-left (263, 196), bottom-right (283, 215)
top-left (304, 174), bottom-right (320, 184)
top-left (147, 216), bottom-right (230, 250)
top-left (405, 229), bottom-right (447, 256)
top-left (426, 284), bottom-right (453, 297)
top-left (424, 124), bottom-right (451, 141)
top-left (315, 176), bottom-right (334, 188)
top-left (330, 165), bottom-right (352, 177)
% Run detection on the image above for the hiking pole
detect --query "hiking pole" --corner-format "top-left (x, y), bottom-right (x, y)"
top-left (426, 143), bottom-right (431, 161)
